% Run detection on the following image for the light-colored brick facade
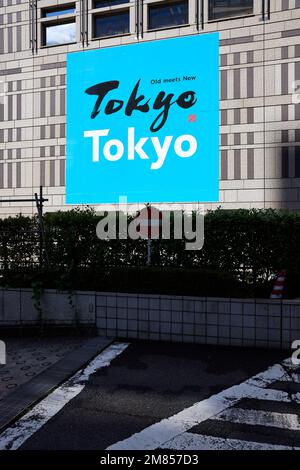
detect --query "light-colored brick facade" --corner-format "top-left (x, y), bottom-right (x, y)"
top-left (0, 0), bottom-right (300, 215)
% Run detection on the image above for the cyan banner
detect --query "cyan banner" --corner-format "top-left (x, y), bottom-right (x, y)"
top-left (66, 33), bottom-right (219, 204)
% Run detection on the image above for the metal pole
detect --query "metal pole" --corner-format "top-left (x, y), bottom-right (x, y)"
top-left (35, 192), bottom-right (43, 267)
top-left (35, 187), bottom-right (50, 268)
top-left (147, 238), bottom-right (152, 266)
top-left (262, 0), bottom-right (265, 20)
top-left (40, 185), bottom-right (43, 217)
top-left (0, 198), bottom-right (48, 203)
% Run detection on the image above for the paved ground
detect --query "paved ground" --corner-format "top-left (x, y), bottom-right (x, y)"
top-left (0, 337), bottom-right (87, 402)
top-left (1, 341), bottom-right (299, 450)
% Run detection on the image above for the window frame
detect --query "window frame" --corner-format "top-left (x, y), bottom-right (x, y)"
top-left (92, 8), bottom-right (131, 40)
top-left (93, 0), bottom-right (130, 9)
top-left (42, 4), bottom-right (76, 18)
top-left (207, 0), bottom-right (254, 23)
top-left (147, 0), bottom-right (190, 32)
top-left (40, 3), bottom-right (77, 48)
top-left (90, 0), bottom-right (134, 41)
top-left (38, 0), bottom-right (258, 48)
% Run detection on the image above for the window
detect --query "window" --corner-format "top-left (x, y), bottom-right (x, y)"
top-left (94, 0), bottom-right (129, 7)
top-left (41, 3), bottom-right (76, 46)
top-left (43, 5), bottom-right (76, 17)
top-left (93, 10), bottom-right (129, 38)
top-left (44, 21), bottom-right (76, 46)
top-left (148, 1), bottom-right (189, 31)
top-left (208, 0), bottom-right (253, 21)
top-left (92, 0), bottom-right (131, 39)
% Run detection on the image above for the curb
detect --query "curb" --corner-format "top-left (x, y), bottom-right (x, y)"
top-left (0, 336), bottom-right (113, 433)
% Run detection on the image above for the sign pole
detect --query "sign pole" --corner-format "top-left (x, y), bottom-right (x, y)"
top-left (147, 238), bottom-right (152, 266)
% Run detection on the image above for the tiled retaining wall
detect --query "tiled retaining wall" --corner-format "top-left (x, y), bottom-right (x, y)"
top-left (96, 293), bottom-right (300, 350)
top-left (1, 289), bottom-right (300, 350)
top-left (0, 288), bottom-right (96, 326)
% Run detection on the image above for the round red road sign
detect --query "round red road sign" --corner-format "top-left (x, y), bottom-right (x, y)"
top-left (138, 205), bottom-right (162, 239)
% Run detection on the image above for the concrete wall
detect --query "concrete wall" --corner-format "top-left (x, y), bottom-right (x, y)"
top-left (0, 288), bottom-right (96, 325)
top-left (1, 288), bottom-right (300, 349)
top-left (0, 1), bottom-right (300, 214)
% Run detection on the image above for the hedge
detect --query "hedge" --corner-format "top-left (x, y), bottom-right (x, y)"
top-left (0, 208), bottom-right (299, 298)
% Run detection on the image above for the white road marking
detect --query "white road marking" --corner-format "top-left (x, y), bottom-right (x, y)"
top-left (244, 387), bottom-right (300, 403)
top-left (160, 432), bottom-right (300, 451)
top-left (0, 342), bottom-right (129, 451)
top-left (215, 407), bottom-right (300, 431)
top-left (279, 373), bottom-right (300, 384)
top-left (108, 359), bottom-right (300, 450)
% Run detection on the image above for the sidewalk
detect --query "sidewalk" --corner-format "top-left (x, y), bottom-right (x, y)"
top-left (0, 335), bottom-right (112, 432)
top-left (0, 337), bottom-right (86, 402)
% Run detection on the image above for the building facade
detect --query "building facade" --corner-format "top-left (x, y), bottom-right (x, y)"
top-left (0, 0), bottom-right (300, 215)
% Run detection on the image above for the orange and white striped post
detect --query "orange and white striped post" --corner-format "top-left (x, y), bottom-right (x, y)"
top-left (270, 269), bottom-right (288, 299)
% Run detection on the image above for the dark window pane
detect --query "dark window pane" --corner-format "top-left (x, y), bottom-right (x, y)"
top-left (209, 0), bottom-right (253, 21)
top-left (281, 147), bottom-right (289, 179)
top-left (94, 0), bottom-right (129, 8)
top-left (94, 11), bottom-right (129, 38)
top-left (295, 146), bottom-right (300, 178)
top-left (43, 5), bottom-right (75, 17)
top-left (44, 22), bottom-right (76, 46)
top-left (148, 1), bottom-right (188, 30)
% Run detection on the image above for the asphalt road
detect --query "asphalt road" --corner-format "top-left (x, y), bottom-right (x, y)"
top-left (8, 341), bottom-right (292, 450)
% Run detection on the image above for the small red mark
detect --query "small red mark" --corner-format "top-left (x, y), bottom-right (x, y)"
top-left (188, 114), bottom-right (196, 122)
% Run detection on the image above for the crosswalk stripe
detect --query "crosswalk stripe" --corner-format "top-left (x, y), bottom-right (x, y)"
top-left (215, 407), bottom-right (300, 431)
top-left (235, 397), bottom-right (300, 415)
top-left (160, 432), bottom-right (300, 451)
top-left (245, 388), bottom-right (300, 403)
top-left (108, 359), bottom-right (299, 450)
top-left (0, 343), bottom-right (129, 451)
top-left (279, 373), bottom-right (300, 384)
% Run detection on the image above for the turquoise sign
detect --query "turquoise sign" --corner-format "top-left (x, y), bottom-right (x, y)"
top-left (66, 33), bottom-right (219, 204)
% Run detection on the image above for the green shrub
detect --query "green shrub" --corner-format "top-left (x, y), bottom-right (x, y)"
top-left (0, 208), bottom-right (299, 298)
